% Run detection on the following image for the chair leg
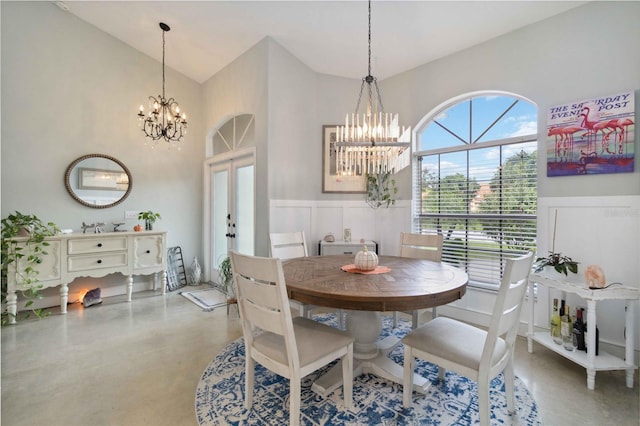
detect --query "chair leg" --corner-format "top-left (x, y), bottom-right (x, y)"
top-left (438, 366), bottom-right (446, 382)
top-left (245, 355), bottom-right (255, 410)
top-left (411, 310), bottom-right (419, 329)
top-left (402, 347), bottom-right (414, 408)
top-left (290, 374), bottom-right (301, 426)
top-left (337, 308), bottom-right (345, 330)
top-left (393, 311), bottom-right (399, 328)
top-left (342, 343), bottom-right (353, 408)
top-left (504, 358), bottom-right (516, 414)
top-left (478, 378), bottom-right (490, 426)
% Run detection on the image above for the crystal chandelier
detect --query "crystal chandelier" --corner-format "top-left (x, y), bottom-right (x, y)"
top-left (137, 22), bottom-right (187, 146)
top-left (336, 0), bottom-right (411, 175)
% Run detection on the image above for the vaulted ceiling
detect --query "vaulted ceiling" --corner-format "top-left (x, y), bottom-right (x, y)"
top-left (60, 1), bottom-right (586, 83)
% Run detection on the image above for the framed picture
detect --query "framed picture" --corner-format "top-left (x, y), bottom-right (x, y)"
top-left (322, 124), bottom-right (367, 193)
top-left (78, 167), bottom-right (128, 191)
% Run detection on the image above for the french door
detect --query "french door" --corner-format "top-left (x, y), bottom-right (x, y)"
top-left (205, 148), bottom-right (255, 282)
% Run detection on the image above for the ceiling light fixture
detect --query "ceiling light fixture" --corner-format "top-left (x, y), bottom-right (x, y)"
top-left (137, 22), bottom-right (187, 147)
top-left (335, 0), bottom-right (411, 175)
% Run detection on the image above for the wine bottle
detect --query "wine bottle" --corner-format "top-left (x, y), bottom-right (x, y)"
top-left (562, 304), bottom-right (574, 351)
top-left (584, 320), bottom-right (600, 356)
top-left (550, 298), bottom-right (562, 344)
top-left (573, 308), bottom-right (585, 351)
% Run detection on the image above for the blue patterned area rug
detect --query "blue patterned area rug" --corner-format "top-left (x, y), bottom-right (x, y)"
top-left (195, 313), bottom-right (541, 425)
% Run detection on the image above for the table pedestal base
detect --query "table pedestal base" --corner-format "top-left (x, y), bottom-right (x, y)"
top-left (311, 311), bottom-right (431, 398)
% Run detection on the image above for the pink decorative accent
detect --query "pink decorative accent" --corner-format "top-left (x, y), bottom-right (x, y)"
top-left (341, 264), bottom-right (391, 275)
top-left (584, 264), bottom-right (606, 288)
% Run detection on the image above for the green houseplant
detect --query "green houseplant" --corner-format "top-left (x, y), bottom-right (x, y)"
top-left (366, 170), bottom-right (398, 209)
top-left (1, 211), bottom-right (60, 324)
top-left (138, 210), bottom-right (161, 230)
top-left (217, 255), bottom-right (236, 304)
top-left (533, 210), bottom-right (578, 276)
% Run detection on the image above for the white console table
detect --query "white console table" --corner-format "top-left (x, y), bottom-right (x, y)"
top-left (527, 270), bottom-right (639, 389)
top-left (319, 240), bottom-right (378, 256)
top-left (5, 231), bottom-right (167, 324)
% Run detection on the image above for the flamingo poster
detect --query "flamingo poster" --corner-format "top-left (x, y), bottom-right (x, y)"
top-left (546, 90), bottom-right (635, 176)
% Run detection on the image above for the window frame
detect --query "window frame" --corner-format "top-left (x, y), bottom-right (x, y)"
top-left (412, 92), bottom-right (538, 291)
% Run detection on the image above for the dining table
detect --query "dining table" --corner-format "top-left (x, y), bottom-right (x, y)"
top-left (282, 254), bottom-right (468, 397)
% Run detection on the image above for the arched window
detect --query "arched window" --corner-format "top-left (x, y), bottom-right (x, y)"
top-left (413, 92), bottom-right (537, 290)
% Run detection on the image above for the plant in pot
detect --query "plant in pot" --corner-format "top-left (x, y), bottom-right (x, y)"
top-left (1, 211), bottom-right (60, 324)
top-left (365, 169), bottom-right (398, 209)
top-left (138, 210), bottom-right (161, 231)
top-left (217, 255), bottom-right (236, 305)
top-left (533, 210), bottom-right (578, 276)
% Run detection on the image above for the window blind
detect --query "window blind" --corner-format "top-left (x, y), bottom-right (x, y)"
top-left (413, 139), bottom-right (537, 290)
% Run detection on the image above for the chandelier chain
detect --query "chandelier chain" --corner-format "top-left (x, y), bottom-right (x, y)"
top-left (367, 0), bottom-right (372, 78)
top-left (162, 27), bottom-right (166, 100)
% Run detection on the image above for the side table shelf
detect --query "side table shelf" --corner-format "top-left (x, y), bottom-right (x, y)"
top-left (527, 271), bottom-right (639, 390)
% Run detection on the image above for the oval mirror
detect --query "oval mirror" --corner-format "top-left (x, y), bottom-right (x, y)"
top-left (64, 154), bottom-right (132, 209)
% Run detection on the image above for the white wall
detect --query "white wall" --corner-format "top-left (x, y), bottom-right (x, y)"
top-left (200, 37), bottom-right (270, 256)
top-left (1, 2), bottom-right (205, 303)
top-left (381, 1), bottom-right (640, 199)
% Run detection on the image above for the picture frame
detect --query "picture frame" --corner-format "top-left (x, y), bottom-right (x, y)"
top-left (322, 124), bottom-right (367, 193)
top-left (78, 167), bottom-right (128, 191)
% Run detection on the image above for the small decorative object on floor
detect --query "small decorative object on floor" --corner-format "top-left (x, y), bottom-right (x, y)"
top-left (585, 265), bottom-right (606, 289)
top-left (355, 245), bottom-right (378, 271)
top-left (190, 257), bottom-right (202, 285)
top-left (83, 288), bottom-right (102, 308)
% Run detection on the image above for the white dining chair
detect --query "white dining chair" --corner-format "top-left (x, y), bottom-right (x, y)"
top-left (393, 232), bottom-right (444, 329)
top-left (229, 250), bottom-right (353, 426)
top-left (270, 231), bottom-right (344, 328)
top-left (402, 252), bottom-right (534, 426)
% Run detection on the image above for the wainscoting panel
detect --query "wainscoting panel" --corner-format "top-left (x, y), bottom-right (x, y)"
top-left (269, 200), bottom-right (411, 256)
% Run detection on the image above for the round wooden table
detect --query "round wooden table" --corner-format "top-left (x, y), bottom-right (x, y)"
top-left (283, 255), bottom-right (468, 396)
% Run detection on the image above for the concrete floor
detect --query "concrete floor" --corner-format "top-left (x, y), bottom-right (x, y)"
top-left (2, 288), bottom-right (638, 426)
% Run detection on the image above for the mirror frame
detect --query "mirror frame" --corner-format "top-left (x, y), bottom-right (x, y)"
top-left (64, 153), bottom-right (133, 209)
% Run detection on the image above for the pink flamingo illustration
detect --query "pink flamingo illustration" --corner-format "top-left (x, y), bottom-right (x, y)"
top-left (547, 127), bottom-right (565, 159)
top-left (557, 125), bottom-right (583, 161)
top-left (580, 106), bottom-right (616, 154)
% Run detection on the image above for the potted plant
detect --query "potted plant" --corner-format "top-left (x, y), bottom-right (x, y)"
top-left (366, 169), bottom-right (398, 209)
top-left (217, 255), bottom-right (236, 305)
top-left (1, 211), bottom-right (60, 324)
top-left (533, 210), bottom-right (578, 276)
top-left (533, 252), bottom-right (579, 275)
top-left (138, 210), bottom-right (161, 230)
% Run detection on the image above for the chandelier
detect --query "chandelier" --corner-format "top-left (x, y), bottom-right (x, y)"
top-left (335, 0), bottom-right (411, 176)
top-left (137, 22), bottom-right (187, 146)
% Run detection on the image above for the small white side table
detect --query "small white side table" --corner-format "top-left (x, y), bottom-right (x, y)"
top-left (527, 271), bottom-right (639, 390)
top-left (318, 240), bottom-right (378, 256)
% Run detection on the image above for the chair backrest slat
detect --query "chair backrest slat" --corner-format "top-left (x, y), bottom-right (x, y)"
top-left (230, 251), bottom-right (295, 343)
top-left (270, 231), bottom-right (308, 260)
top-left (482, 252), bottom-right (534, 367)
top-left (399, 232), bottom-right (443, 262)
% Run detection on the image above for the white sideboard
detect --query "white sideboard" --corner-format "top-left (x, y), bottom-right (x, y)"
top-left (5, 231), bottom-right (167, 324)
top-left (527, 270), bottom-right (639, 390)
top-left (319, 240), bottom-right (378, 256)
